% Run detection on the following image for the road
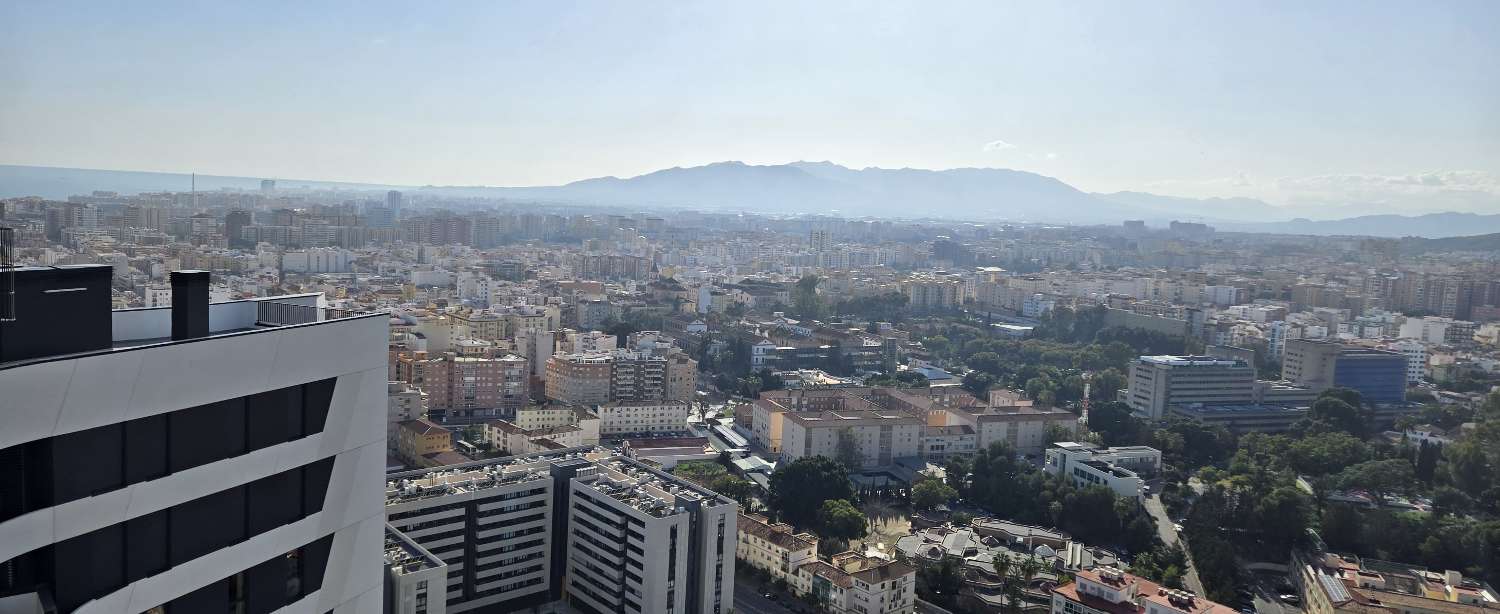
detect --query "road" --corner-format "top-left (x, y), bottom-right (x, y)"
top-left (1143, 493), bottom-right (1206, 597)
top-left (733, 580), bottom-right (800, 614)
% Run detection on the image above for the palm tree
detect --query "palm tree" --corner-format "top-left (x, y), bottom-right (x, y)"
top-left (993, 553), bottom-right (1012, 581)
top-left (1020, 556), bottom-right (1042, 585)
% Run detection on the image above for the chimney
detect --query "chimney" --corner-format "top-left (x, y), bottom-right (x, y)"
top-left (170, 270), bottom-right (210, 340)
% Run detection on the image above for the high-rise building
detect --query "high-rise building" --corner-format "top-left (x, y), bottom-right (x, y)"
top-left (387, 190), bottom-right (403, 216)
top-left (384, 449), bottom-right (737, 614)
top-left (545, 348), bottom-right (698, 406)
top-left (225, 208), bottom-right (253, 249)
top-left (1127, 355), bottom-right (1257, 420)
top-left (396, 351), bottom-right (529, 421)
top-left (0, 266), bottom-right (387, 613)
top-left (260, 179), bottom-right (276, 194)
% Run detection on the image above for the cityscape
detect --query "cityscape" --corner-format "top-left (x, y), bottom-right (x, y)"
top-left (3, 3), bottom-right (1499, 614)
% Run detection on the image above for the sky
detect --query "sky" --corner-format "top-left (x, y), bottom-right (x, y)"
top-left (2, 1), bottom-right (1498, 213)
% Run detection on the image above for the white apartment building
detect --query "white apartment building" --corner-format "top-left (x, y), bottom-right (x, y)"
top-left (797, 552), bottom-right (917, 614)
top-left (597, 399), bottom-right (692, 436)
top-left (385, 524), bottom-right (450, 614)
top-left (1387, 339), bottom-right (1428, 384)
top-left (0, 267), bottom-right (387, 613)
top-left (1044, 442), bottom-right (1162, 501)
top-left (736, 513), bottom-right (818, 592)
top-left (780, 410), bottom-right (925, 468)
top-left (386, 450), bottom-right (737, 614)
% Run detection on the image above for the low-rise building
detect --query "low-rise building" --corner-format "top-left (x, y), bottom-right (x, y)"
top-left (1044, 442), bottom-right (1161, 500)
top-left (796, 552), bottom-right (917, 614)
top-left (1052, 567), bottom-right (1236, 614)
top-left (736, 513), bottom-right (819, 590)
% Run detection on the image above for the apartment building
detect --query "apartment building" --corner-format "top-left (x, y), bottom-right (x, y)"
top-left (1297, 551), bottom-right (1498, 614)
top-left (384, 449), bottom-right (738, 614)
top-left (545, 348), bottom-right (698, 405)
top-left (389, 380), bottom-right (429, 451)
top-left (780, 409), bottom-right (925, 468)
top-left (736, 513), bottom-right (818, 591)
top-left (0, 267), bottom-right (386, 613)
top-left (1128, 355), bottom-right (1257, 420)
top-left (904, 273), bottom-right (965, 311)
top-left (597, 400), bottom-right (693, 436)
top-left (796, 552), bottom-right (917, 614)
top-left (397, 351), bottom-right (530, 420)
top-left (1044, 442), bottom-right (1162, 500)
top-left (1052, 567), bottom-right (1235, 614)
top-left (385, 524), bottom-right (450, 614)
top-left (397, 419), bottom-right (462, 468)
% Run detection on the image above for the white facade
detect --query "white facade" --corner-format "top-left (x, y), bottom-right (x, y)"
top-left (0, 288), bottom-right (387, 614)
top-left (385, 451), bottom-right (737, 614)
top-left (1044, 442), bottom-right (1161, 501)
top-left (1387, 339), bottom-right (1428, 384)
top-left (597, 400), bottom-right (691, 436)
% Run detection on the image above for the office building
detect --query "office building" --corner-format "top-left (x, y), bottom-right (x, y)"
top-left (1127, 355), bottom-right (1256, 420)
top-left (1283, 340), bottom-right (1407, 404)
top-left (384, 449), bottom-right (737, 614)
top-left (0, 266), bottom-right (387, 613)
top-left (1044, 442), bottom-right (1162, 501)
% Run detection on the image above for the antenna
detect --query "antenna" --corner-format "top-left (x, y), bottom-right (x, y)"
top-left (0, 226), bottom-right (15, 322)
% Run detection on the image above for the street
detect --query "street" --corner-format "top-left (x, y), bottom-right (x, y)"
top-left (1142, 492), bottom-right (1206, 596)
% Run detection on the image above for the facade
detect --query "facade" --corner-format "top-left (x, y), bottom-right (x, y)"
top-left (397, 419), bottom-right (457, 467)
top-left (1044, 442), bottom-right (1162, 500)
top-left (780, 410), bottom-right (925, 468)
top-left (597, 400), bottom-right (692, 436)
top-left (1332, 348), bottom-right (1407, 405)
top-left (796, 552), bottom-right (917, 614)
top-left (384, 449), bottom-right (738, 614)
top-left (389, 381), bottom-right (429, 451)
top-left (1282, 340), bottom-right (1344, 392)
top-left (1127, 355), bottom-right (1257, 420)
top-left (545, 349), bottom-right (698, 405)
top-left (385, 524), bottom-right (450, 614)
top-left (0, 266), bottom-right (386, 613)
top-left (398, 352), bottom-right (529, 420)
top-left (736, 513), bottom-right (818, 591)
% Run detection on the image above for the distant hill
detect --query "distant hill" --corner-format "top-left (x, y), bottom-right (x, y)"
top-left (1092, 191), bottom-right (1287, 223)
top-left (4, 162), bottom-right (1498, 237)
top-left (1220, 212), bottom-right (1500, 238)
top-left (1400, 232), bottom-right (1500, 253)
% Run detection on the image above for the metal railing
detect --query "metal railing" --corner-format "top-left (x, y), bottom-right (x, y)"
top-left (256, 301), bottom-right (362, 326)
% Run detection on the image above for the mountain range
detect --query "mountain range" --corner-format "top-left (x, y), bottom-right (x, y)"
top-left (3, 162), bottom-right (1498, 238)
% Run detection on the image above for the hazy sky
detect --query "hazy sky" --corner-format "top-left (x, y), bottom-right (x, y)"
top-left (3, 1), bottom-right (1497, 211)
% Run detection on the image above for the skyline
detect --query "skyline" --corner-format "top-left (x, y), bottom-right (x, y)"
top-left (3, 1), bottom-right (1498, 213)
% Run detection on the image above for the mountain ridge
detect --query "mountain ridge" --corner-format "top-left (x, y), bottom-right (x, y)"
top-left (2, 162), bottom-right (1496, 238)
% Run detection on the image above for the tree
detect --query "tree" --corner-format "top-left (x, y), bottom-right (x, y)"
top-left (768, 456), bottom-right (854, 529)
top-left (1043, 423), bottom-right (1075, 445)
top-left (1337, 459), bottom-right (1416, 506)
top-left (1287, 432), bottom-right (1371, 476)
top-left (1306, 396), bottom-right (1367, 436)
top-left (1253, 486), bottom-right (1312, 550)
top-left (912, 478), bottom-right (959, 510)
top-left (835, 429), bottom-right (863, 469)
top-left (962, 371), bottom-right (996, 398)
top-left (794, 274), bottom-right (823, 319)
top-left (1088, 402), bottom-right (1149, 446)
top-left (817, 499), bottom-right (868, 541)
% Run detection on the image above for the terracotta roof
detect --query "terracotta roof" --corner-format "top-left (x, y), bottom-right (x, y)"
top-left (400, 418), bottom-right (450, 436)
top-left (738, 513), bottom-right (817, 552)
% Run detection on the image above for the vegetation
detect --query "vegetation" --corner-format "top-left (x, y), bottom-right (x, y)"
top-left (948, 442), bottom-right (1157, 554)
top-left (911, 477), bottom-right (958, 510)
top-left (767, 456), bottom-right (855, 530)
top-left (817, 499), bottom-right (869, 541)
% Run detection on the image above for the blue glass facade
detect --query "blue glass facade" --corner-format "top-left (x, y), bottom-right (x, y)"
top-left (1333, 350), bottom-right (1407, 405)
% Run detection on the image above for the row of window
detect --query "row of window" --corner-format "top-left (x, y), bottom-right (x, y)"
top-left (0, 377), bottom-right (336, 523)
top-left (1, 457), bottom-right (334, 612)
top-left (141, 534), bottom-right (334, 614)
